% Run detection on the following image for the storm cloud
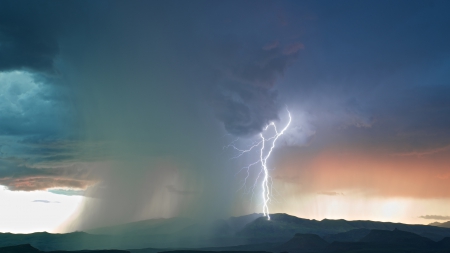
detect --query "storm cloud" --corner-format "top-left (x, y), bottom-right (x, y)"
top-left (0, 1), bottom-right (80, 72)
top-left (1, 0), bottom-right (450, 230)
top-left (0, 160), bottom-right (95, 191)
top-left (213, 43), bottom-right (303, 136)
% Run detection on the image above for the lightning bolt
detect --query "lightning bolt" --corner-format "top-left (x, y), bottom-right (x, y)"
top-left (226, 109), bottom-right (292, 220)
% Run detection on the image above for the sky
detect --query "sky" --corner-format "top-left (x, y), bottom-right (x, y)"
top-left (1, 0), bottom-right (450, 233)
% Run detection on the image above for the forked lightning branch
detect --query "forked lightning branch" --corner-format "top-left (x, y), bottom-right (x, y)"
top-left (226, 109), bottom-right (292, 220)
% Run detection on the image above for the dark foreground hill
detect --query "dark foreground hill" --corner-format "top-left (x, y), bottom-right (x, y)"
top-left (0, 244), bottom-right (40, 253)
top-left (324, 229), bottom-right (450, 253)
top-left (0, 244), bottom-right (128, 253)
top-left (360, 228), bottom-right (435, 247)
top-left (275, 233), bottom-right (328, 253)
top-left (322, 228), bottom-right (371, 243)
top-left (0, 232), bottom-right (118, 251)
top-left (134, 229), bottom-right (450, 253)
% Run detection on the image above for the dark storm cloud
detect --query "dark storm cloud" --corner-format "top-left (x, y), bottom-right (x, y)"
top-left (228, 43), bottom-right (303, 89)
top-left (0, 1), bottom-right (92, 193)
top-left (214, 83), bottom-right (279, 137)
top-left (0, 0), bottom-right (304, 203)
top-left (0, 70), bottom-right (88, 190)
top-left (0, 1), bottom-right (59, 72)
top-left (0, 71), bottom-right (73, 137)
top-left (0, 160), bottom-right (94, 191)
top-left (0, 1), bottom-right (84, 73)
top-left (213, 43), bottom-right (303, 136)
top-left (279, 0), bottom-right (450, 152)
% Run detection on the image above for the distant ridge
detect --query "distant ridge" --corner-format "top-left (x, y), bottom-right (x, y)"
top-left (239, 213), bottom-right (450, 241)
top-left (226, 213), bottom-right (264, 232)
top-left (430, 220), bottom-right (450, 228)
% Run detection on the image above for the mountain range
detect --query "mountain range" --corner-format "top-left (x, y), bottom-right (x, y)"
top-left (2, 213), bottom-right (450, 252)
top-left (6, 228), bottom-right (450, 253)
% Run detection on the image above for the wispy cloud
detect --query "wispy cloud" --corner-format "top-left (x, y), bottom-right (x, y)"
top-left (48, 189), bottom-right (85, 196)
top-left (0, 161), bottom-right (95, 191)
top-left (419, 215), bottom-right (450, 220)
top-left (32, 200), bottom-right (60, 204)
top-left (318, 191), bottom-right (344, 196)
top-left (392, 145), bottom-right (450, 158)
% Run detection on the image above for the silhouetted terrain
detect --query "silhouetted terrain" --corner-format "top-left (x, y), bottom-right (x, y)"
top-left (157, 230), bottom-right (450, 253)
top-left (322, 228), bottom-right (371, 243)
top-left (0, 214), bottom-right (264, 250)
top-left (275, 233), bottom-right (328, 253)
top-left (0, 244), bottom-right (128, 253)
top-left (6, 228), bottom-right (450, 253)
top-left (322, 228), bottom-right (450, 253)
top-left (0, 244), bottom-right (40, 253)
top-left (159, 251), bottom-right (271, 253)
top-left (0, 232), bottom-right (117, 251)
top-left (3, 213), bottom-right (450, 252)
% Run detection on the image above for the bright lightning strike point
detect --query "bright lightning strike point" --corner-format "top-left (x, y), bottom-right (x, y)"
top-left (227, 109), bottom-right (292, 220)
